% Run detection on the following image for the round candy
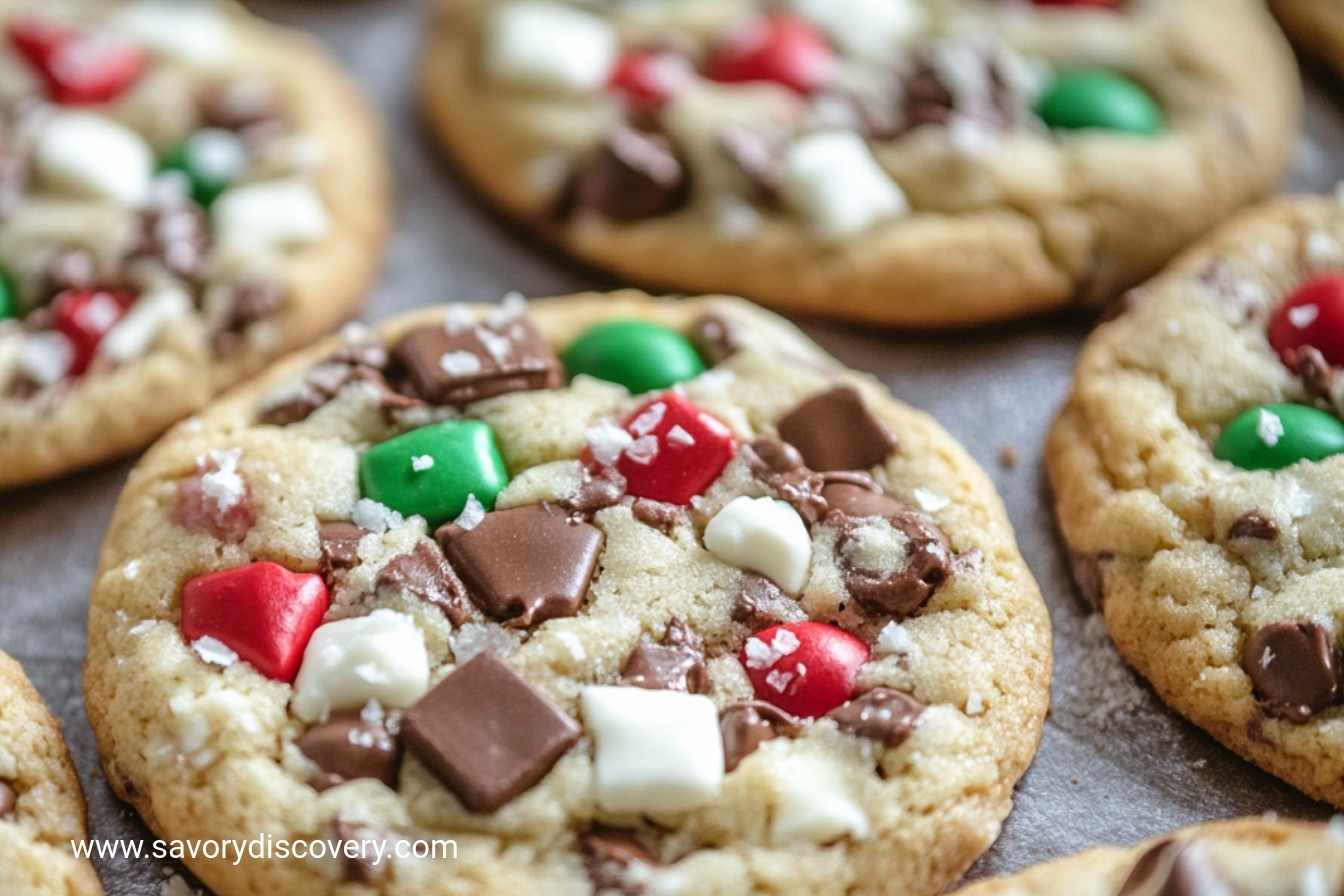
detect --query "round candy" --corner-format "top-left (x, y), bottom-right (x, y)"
top-left (608, 50), bottom-right (695, 110)
top-left (706, 14), bottom-right (835, 95)
top-left (1267, 273), bottom-right (1344, 372)
top-left (563, 319), bottom-right (706, 393)
top-left (159, 128), bottom-right (250, 207)
top-left (1037, 69), bottom-right (1162, 135)
top-left (359, 420), bottom-right (509, 527)
top-left (0, 270), bottom-right (14, 320)
top-left (50, 287), bottom-right (134, 376)
top-left (740, 621), bottom-right (871, 718)
top-left (1213, 403), bottom-right (1344, 471)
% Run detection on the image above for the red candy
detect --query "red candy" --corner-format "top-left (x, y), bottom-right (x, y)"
top-left (588, 393), bottom-right (736, 505)
top-left (608, 50), bottom-right (695, 110)
top-left (50, 288), bottom-right (133, 376)
top-left (707, 14), bottom-right (834, 95)
top-left (7, 18), bottom-right (146, 105)
top-left (180, 562), bottom-right (330, 683)
top-left (740, 622), bottom-right (870, 718)
top-left (1268, 273), bottom-right (1344, 373)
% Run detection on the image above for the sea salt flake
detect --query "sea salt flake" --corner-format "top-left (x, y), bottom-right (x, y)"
top-left (200, 447), bottom-right (245, 512)
top-left (129, 620), bottom-right (153, 636)
top-left (191, 636), bottom-right (239, 667)
top-left (1261, 646), bottom-right (1275, 669)
top-left (123, 559), bottom-right (141, 580)
top-left (359, 699), bottom-right (386, 727)
top-left (666, 425), bottom-right (695, 446)
top-left (440, 350), bottom-right (483, 377)
top-left (875, 621), bottom-right (913, 657)
top-left (411, 454), bottom-right (435, 472)
top-left (488, 291), bottom-right (526, 328)
top-left (443, 304), bottom-right (476, 334)
top-left (352, 498), bottom-right (404, 533)
top-left (1256, 408), bottom-right (1284, 447)
top-left (1300, 866), bottom-right (1329, 896)
top-left (1252, 585), bottom-right (1274, 601)
top-left (555, 630), bottom-right (586, 662)
top-left (455, 494), bottom-right (486, 530)
top-left (629, 402), bottom-right (667, 437)
top-left (475, 326), bottom-right (513, 363)
top-left (624, 435), bottom-right (659, 465)
top-left (964, 691), bottom-right (984, 716)
top-left (450, 623), bottom-right (518, 664)
top-left (913, 488), bottom-right (949, 512)
top-left (765, 668), bottom-right (796, 693)
top-left (1306, 232), bottom-right (1341, 268)
top-left (586, 419), bottom-right (634, 467)
top-left (744, 629), bottom-right (800, 670)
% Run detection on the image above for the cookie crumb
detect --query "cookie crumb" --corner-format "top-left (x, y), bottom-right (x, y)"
top-left (997, 445), bottom-right (1018, 469)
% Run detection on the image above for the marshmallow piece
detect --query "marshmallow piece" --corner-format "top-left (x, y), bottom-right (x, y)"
top-left (771, 755), bottom-right (870, 844)
top-left (703, 496), bottom-right (812, 595)
top-left (36, 112), bottom-right (153, 206)
top-left (485, 1), bottom-right (618, 94)
top-left (291, 610), bottom-right (430, 722)
top-left (581, 686), bottom-right (724, 813)
top-left (97, 286), bottom-right (192, 362)
top-left (212, 179), bottom-right (330, 250)
top-left (790, 0), bottom-right (926, 58)
top-left (782, 131), bottom-right (908, 240)
top-left (111, 1), bottom-right (233, 66)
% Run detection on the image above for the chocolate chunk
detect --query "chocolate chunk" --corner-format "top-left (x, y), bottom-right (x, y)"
top-left (318, 520), bottom-right (369, 580)
top-left (825, 487), bottom-right (952, 617)
top-left (212, 279), bottom-right (285, 355)
top-left (718, 124), bottom-right (784, 200)
top-left (690, 312), bottom-right (745, 366)
top-left (333, 816), bottom-right (393, 885)
top-left (1295, 345), bottom-right (1335, 403)
top-left (827, 687), bottom-right (926, 748)
top-left (1069, 552), bottom-right (1112, 611)
top-left (394, 317), bottom-right (563, 406)
top-left (895, 44), bottom-right (1029, 139)
top-left (399, 650), bottom-right (581, 813)
top-left (1227, 511), bottom-right (1278, 541)
top-left (630, 497), bottom-right (681, 531)
top-left (258, 357), bottom-right (419, 427)
top-left (1240, 621), bottom-right (1339, 723)
top-left (375, 540), bottom-right (468, 627)
top-left (621, 618), bottom-right (709, 694)
top-left (777, 387), bottom-right (897, 472)
top-left (732, 573), bottom-right (807, 630)
top-left (296, 713), bottom-right (401, 792)
top-left (567, 125), bottom-right (689, 222)
top-left (561, 466), bottom-right (627, 516)
top-left (720, 701), bottom-right (801, 772)
top-left (129, 201), bottom-right (209, 285)
top-left (743, 438), bottom-right (879, 526)
top-left (1116, 839), bottom-right (1236, 896)
top-left (198, 80), bottom-right (282, 133)
top-left (437, 504), bottom-right (603, 628)
top-left (583, 828), bottom-right (655, 896)
top-left (0, 779), bottom-right (15, 819)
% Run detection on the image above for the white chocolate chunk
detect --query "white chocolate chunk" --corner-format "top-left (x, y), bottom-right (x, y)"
top-left (770, 755), bottom-right (870, 844)
top-left (97, 286), bottom-right (191, 362)
top-left (789, 0), bottom-right (926, 58)
top-left (484, 1), bottom-right (618, 94)
top-left (782, 131), bottom-right (908, 240)
top-left (581, 686), bottom-right (724, 814)
top-left (703, 496), bottom-right (812, 595)
top-left (36, 112), bottom-right (153, 206)
top-left (291, 610), bottom-right (430, 722)
top-left (211, 179), bottom-right (330, 250)
top-left (17, 332), bottom-right (75, 386)
top-left (111, 1), bottom-right (233, 66)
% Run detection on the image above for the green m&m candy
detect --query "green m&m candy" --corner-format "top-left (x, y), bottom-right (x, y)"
top-left (0, 269), bottom-right (14, 320)
top-left (1037, 69), bottom-right (1163, 136)
top-left (159, 128), bottom-right (249, 207)
top-left (359, 420), bottom-right (508, 527)
top-left (1214, 403), bottom-right (1344, 471)
top-left (563, 319), bottom-right (706, 394)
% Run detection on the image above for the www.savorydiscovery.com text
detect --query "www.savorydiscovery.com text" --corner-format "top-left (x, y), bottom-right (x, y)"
top-left (72, 833), bottom-right (457, 865)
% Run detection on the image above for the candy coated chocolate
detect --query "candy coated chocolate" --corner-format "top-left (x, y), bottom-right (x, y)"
top-left (1268, 274), bottom-right (1344, 372)
top-left (51, 287), bottom-right (134, 376)
top-left (1240, 621), bottom-right (1339, 722)
top-left (1116, 839), bottom-right (1234, 896)
top-left (740, 621), bottom-right (870, 718)
top-left (608, 50), bottom-right (695, 110)
top-left (1037, 69), bottom-right (1162, 135)
top-left (719, 701), bottom-right (800, 772)
top-left (1213, 403), bottom-right (1344, 470)
top-left (0, 270), bottom-right (13, 320)
top-left (158, 129), bottom-right (247, 208)
top-left (776, 386), bottom-right (896, 472)
top-left (375, 540), bottom-right (468, 626)
top-left (394, 317), bottom-right (562, 405)
top-left (438, 503), bottom-right (603, 628)
top-left (359, 420), bottom-right (508, 528)
top-left (7, 18), bottom-right (146, 105)
top-left (399, 650), bottom-right (581, 813)
top-left (296, 713), bottom-right (401, 791)
top-left (826, 687), bottom-right (926, 748)
top-left (707, 14), bottom-right (834, 95)
top-left (180, 562), bottom-right (330, 683)
top-left (597, 393), bottom-right (736, 506)
top-left (562, 319), bottom-right (706, 394)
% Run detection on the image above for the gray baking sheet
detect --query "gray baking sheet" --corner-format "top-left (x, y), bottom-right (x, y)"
top-left (3, 1), bottom-right (1342, 892)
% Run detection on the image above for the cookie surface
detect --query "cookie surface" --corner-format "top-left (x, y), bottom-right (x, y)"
top-left (419, 0), bottom-right (1298, 328)
top-left (0, 650), bottom-right (102, 896)
top-left (85, 291), bottom-right (1050, 896)
top-left (0, 0), bottom-right (390, 489)
top-left (1270, 0), bottom-right (1344, 82)
top-left (954, 817), bottom-right (1344, 896)
top-left (1047, 193), bottom-right (1344, 808)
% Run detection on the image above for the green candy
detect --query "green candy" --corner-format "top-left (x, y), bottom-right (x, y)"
top-left (563, 320), bottom-right (706, 394)
top-left (159, 128), bottom-right (249, 207)
top-left (0, 270), bottom-right (13, 321)
top-left (359, 420), bottom-right (508, 527)
top-left (1037, 69), bottom-right (1163, 136)
top-left (1214, 403), bottom-right (1344, 471)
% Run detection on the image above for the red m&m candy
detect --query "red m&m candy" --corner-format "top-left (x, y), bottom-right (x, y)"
top-left (1268, 273), bottom-right (1344, 373)
top-left (51, 287), bottom-right (134, 376)
top-left (7, 18), bottom-right (147, 106)
top-left (608, 50), bottom-right (695, 110)
top-left (740, 621), bottom-right (870, 718)
top-left (707, 14), bottom-right (834, 95)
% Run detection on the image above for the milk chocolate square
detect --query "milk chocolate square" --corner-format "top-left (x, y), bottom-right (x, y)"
top-left (394, 317), bottom-right (562, 405)
top-left (777, 386), bottom-right (897, 472)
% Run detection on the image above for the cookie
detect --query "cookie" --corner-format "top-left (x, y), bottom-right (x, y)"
top-left (0, 650), bottom-right (102, 896)
top-left (954, 817), bottom-right (1344, 896)
top-left (0, 0), bottom-right (390, 489)
top-left (1269, 0), bottom-right (1344, 83)
top-left (1047, 193), bottom-right (1344, 809)
top-left (418, 0), bottom-right (1298, 328)
top-left (85, 291), bottom-right (1050, 896)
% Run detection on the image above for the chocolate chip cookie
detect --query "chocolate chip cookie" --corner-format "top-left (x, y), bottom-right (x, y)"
top-left (418, 0), bottom-right (1298, 328)
top-left (1048, 193), bottom-right (1344, 809)
top-left (85, 291), bottom-right (1050, 896)
top-left (955, 817), bottom-right (1344, 896)
top-left (1269, 0), bottom-right (1344, 82)
top-left (0, 650), bottom-right (102, 895)
top-left (0, 0), bottom-right (390, 489)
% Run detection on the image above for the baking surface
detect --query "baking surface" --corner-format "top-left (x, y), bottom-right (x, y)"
top-left (1, 1), bottom-right (1342, 892)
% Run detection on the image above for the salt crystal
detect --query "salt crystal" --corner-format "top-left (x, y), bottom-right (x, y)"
top-left (352, 498), bottom-right (404, 533)
top-left (964, 691), bottom-right (984, 716)
top-left (555, 630), bottom-right (586, 662)
top-left (191, 636), bottom-right (239, 667)
top-left (586, 419), bottom-right (633, 467)
top-left (411, 454), bottom-right (435, 472)
top-left (440, 350), bottom-right (483, 376)
top-left (629, 402), bottom-right (667, 437)
top-left (200, 447), bottom-right (245, 512)
top-left (1256, 408), bottom-right (1284, 447)
top-left (913, 488), bottom-right (949, 512)
top-left (875, 621), bottom-right (913, 657)
top-left (624, 435), bottom-right (659, 465)
top-left (744, 629), bottom-right (800, 670)
top-left (666, 425), bottom-right (695, 446)
top-left (455, 495), bottom-right (486, 530)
